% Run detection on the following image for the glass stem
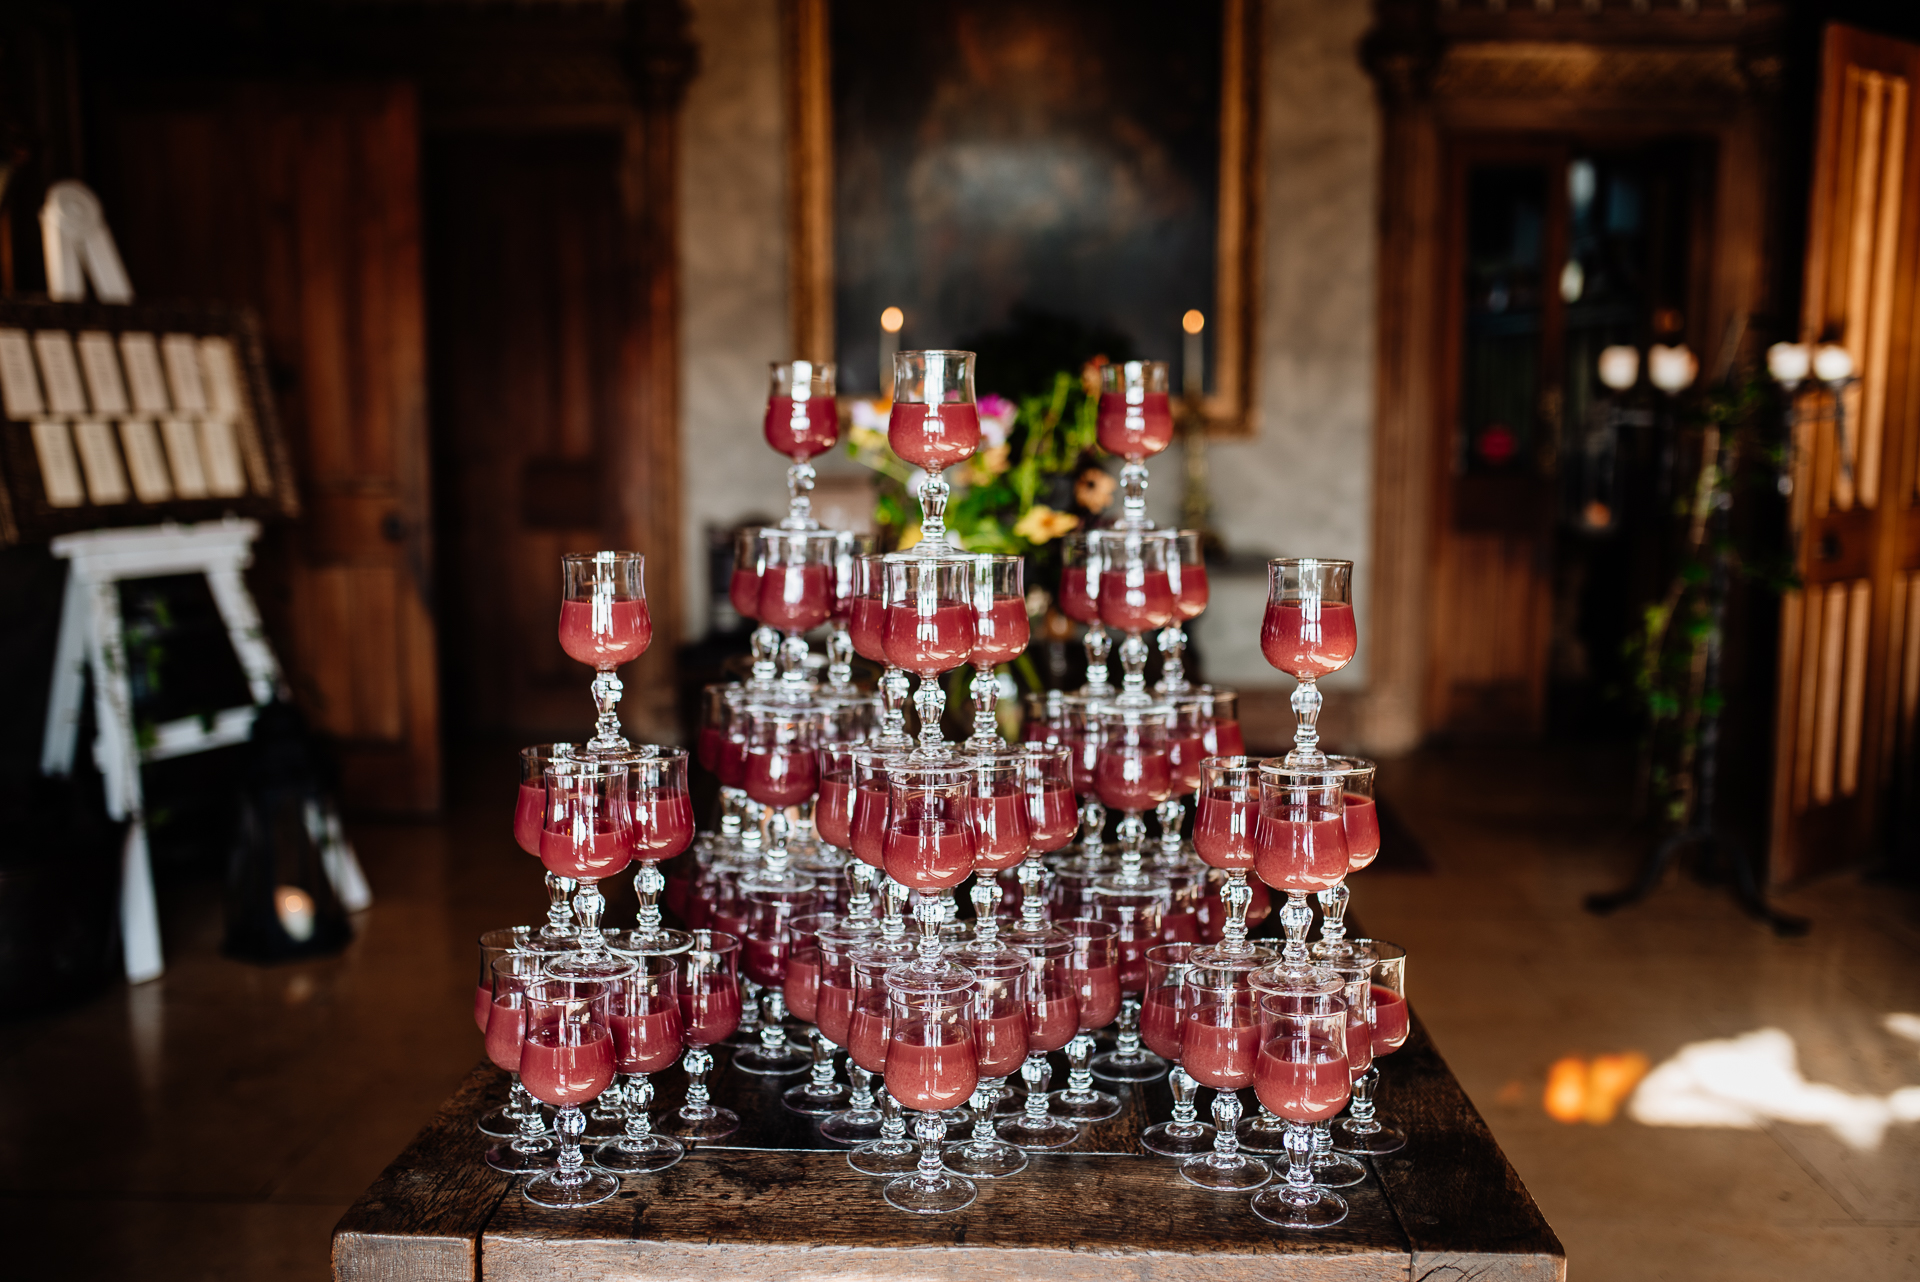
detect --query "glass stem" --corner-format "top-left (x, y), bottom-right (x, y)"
top-left (1117, 629), bottom-right (1149, 702)
top-left (778, 632), bottom-right (813, 693)
top-left (1285, 1119), bottom-right (1316, 1193)
top-left (1210, 1090), bottom-right (1244, 1166)
top-left (1079, 798), bottom-right (1107, 862)
top-left (826, 622), bottom-right (854, 689)
top-left (758, 989), bottom-right (792, 1056)
top-left (1288, 677), bottom-right (1325, 767)
top-left (1221, 871), bottom-right (1252, 954)
top-left (621, 1075), bottom-right (656, 1144)
top-left (806, 1027), bottom-right (837, 1092)
top-left (1316, 880), bottom-right (1350, 951)
top-left (1118, 458), bottom-right (1150, 529)
top-left (508, 1072), bottom-right (540, 1123)
top-left (878, 1087), bottom-right (907, 1142)
top-left (1311, 1119), bottom-right (1335, 1168)
top-left (1016, 854), bottom-right (1047, 925)
top-left (592, 1073), bottom-right (628, 1120)
top-left (846, 861), bottom-right (879, 921)
top-left (512, 1074), bottom-right (549, 1152)
top-left (764, 808), bottom-right (792, 879)
top-left (739, 800), bottom-right (766, 857)
top-left (588, 668), bottom-right (628, 754)
top-left (682, 1048), bottom-right (714, 1119)
top-left (879, 666), bottom-right (913, 749)
top-left (912, 672), bottom-right (948, 759)
top-left (783, 460), bottom-right (818, 529)
top-left (913, 889), bottom-right (946, 968)
top-left (969, 1079), bottom-right (1002, 1144)
top-left (1155, 623), bottom-right (1188, 694)
top-left (543, 872), bottom-right (579, 939)
top-left (1065, 1032), bottom-right (1095, 1096)
top-left (1280, 891), bottom-right (1312, 970)
top-left (1156, 797), bottom-right (1186, 863)
top-left (750, 625), bottom-right (780, 687)
top-left (553, 1105), bottom-right (587, 1188)
top-left (967, 663), bottom-right (999, 749)
top-left (913, 1110), bottom-right (946, 1184)
top-left (1347, 1065), bottom-right (1380, 1134)
top-left (917, 473), bottom-right (951, 550)
top-left (718, 786), bottom-right (744, 845)
top-left (1020, 1053), bottom-right (1053, 1122)
top-left (1117, 812), bottom-right (1147, 881)
top-left (634, 861), bottom-right (665, 940)
top-left (847, 1063), bottom-right (877, 1112)
top-left (572, 878), bottom-right (606, 957)
top-left (970, 876), bottom-right (999, 948)
top-left (880, 879), bottom-right (909, 941)
top-left (1114, 996), bottom-right (1144, 1059)
top-left (1083, 623), bottom-right (1112, 694)
top-left (1168, 1067), bottom-right (1202, 1135)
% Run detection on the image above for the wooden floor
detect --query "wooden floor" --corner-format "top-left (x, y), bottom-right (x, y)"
top-left (1, 741), bottom-right (1916, 1281)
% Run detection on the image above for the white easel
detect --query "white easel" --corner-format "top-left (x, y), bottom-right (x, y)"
top-left (39, 517), bottom-right (371, 983)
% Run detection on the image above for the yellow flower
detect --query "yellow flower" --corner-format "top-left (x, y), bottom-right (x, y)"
top-left (1013, 505), bottom-right (1080, 545)
top-left (1076, 468), bottom-right (1116, 513)
top-left (896, 522), bottom-right (923, 551)
top-left (965, 442), bottom-right (1012, 486)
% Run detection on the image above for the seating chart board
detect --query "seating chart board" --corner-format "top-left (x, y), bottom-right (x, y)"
top-left (0, 299), bottom-right (298, 545)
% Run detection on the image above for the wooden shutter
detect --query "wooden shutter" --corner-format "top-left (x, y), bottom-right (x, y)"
top-left (1771, 24), bottom-right (1920, 882)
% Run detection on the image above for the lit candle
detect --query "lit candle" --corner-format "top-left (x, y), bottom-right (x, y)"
top-left (1597, 345), bottom-right (1639, 391)
top-left (1647, 344), bottom-right (1697, 394)
top-left (1767, 341), bottom-right (1811, 387)
top-left (1182, 309), bottom-right (1205, 395)
top-left (880, 307), bottom-right (904, 399)
top-left (275, 885), bottom-right (316, 942)
top-left (1813, 343), bottom-right (1854, 384)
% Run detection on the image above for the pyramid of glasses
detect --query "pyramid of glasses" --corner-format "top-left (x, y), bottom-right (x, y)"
top-left (471, 350), bottom-right (1409, 1229)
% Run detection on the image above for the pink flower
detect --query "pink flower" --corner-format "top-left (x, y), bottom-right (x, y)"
top-left (978, 394), bottom-right (1017, 447)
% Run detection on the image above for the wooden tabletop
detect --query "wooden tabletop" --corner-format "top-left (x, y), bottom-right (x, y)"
top-left (332, 1010), bottom-right (1565, 1281)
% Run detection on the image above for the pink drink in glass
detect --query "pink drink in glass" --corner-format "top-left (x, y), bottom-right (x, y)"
top-left (883, 602), bottom-right (976, 675)
top-left (716, 735), bottom-right (749, 789)
top-left (539, 821), bottom-right (632, 880)
top-left (1254, 1035), bottom-right (1350, 1122)
top-left (972, 1010), bottom-right (1028, 1077)
top-left (1168, 733), bottom-right (1206, 795)
top-left (967, 786), bottom-right (1030, 871)
top-left (849, 597), bottom-right (886, 660)
top-left (745, 747), bottom-right (818, 809)
top-left (520, 1023), bottom-right (616, 1106)
top-left (474, 985), bottom-right (495, 1033)
top-left (1026, 988), bottom-right (1080, 1053)
top-left (1058, 566), bottom-right (1098, 625)
top-left (847, 1007), bottom-right (891, 1073)
top-left (729, 566), bottom-right (763, 622)
top-left (850, 781), bottom-right (889, 869)
top-left (1182, 1003), bottom-right (1261, 1090)
top-left (758, 562), bottom-right (833, 633)
top-left (886, 1030), bottom-right (978, 1111)
top-left (631, 789), bottom-right (694, 859)
top-left (816, 769), bottom-right (855, 848)
top-left (1260, 601), bottom-right (1357, 678)
top-left (971, 596), bottom-right (1029, 666)
top-left (1371, 986), bottom-right (1409, 1055)
top-left (1074, 963), bottom-right (1121, 1030)
top-left (783, 946), bottom-right (821, 1023)
top-left (485, 995), bottom-right (525, 1066)
top-left (887, 401), bottom-right (981, 471)
top-left (1343, 794), bottom-right (1381, 870)
top-left (742, 936), bottom-right (789, 988)
top-left (763, 394), bottom-right (839, 461)
top-left (1095, 747), bottom-right (1172, 813)
top-left (558, 598), bottom-right (652, 668)
top-left (1027, 784), bottom-right (1077, 852)
top-left (1202, 719), bottom-right (1245, 758)
top-left (1173, 562), bottom-right (1210, 620)
top-left (1141, 988), bottom-right (1184, 1061)
top-left (514, 782), bottom-right (544, 855)
top-left (1098, 568), bottom-right (1175, 632)
top-left (1095, 390), bottom-right (1175, 458)
top-left (678, 979), bottom-right (742, 1047)
top-left (609, 1003), bottom-right (684, 1074)
top-left (816, 979), bottom-right (856, 1046)
top-left (882, 815), bottom-right (974, 890)
top-left (1252, 810), bottom-right (1348, 892)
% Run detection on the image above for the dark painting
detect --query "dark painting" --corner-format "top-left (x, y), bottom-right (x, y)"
top-left (832, 0), bottom-right (1222, 398)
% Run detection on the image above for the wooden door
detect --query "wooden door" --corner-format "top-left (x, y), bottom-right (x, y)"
top-left (1770, 25), bottom-right (1920, 883)
top-left (102, 84), bottom-right (441, 811)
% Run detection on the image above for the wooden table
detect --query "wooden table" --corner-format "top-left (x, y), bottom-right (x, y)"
top-left (333, 1012), bottom-right (1564, 1280)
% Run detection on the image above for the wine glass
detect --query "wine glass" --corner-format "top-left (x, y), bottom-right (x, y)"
top-left (482, 951), bottom-right (559, 1173)
top-left (764, 359), bottom-right (838, 528)
top-left (759, 529), bottom-right (840, 690)
top-left (882, 556), bottom-right (976, 759)
top-left (1199, 687), bottom-right (1244, 755)
top-left (540, 756), bottom-right (636, 981)
top-left (1261, 558), bottom-right (1355, 766)
top-left (966, 752), bottom-right (1032, 899)
top-left (741, 704), bottom-right (824, 877)
top-left (888, 350), bottom-right (979, 553)
top-left (520, 974), bottom-right (627, 1208)
top-left (668, 929), bottom-right (744, 1141)
top-left (1254, 763), bottom-right (1350, 975)
top-left (845, 936), bottom-right (920, 1174)
top-left (520, 744), bottom-right (580, 941)
top-left (1177, 953), bottom-right (1271, 1192)
top-left (1248, 988), bottom-right (1351, 1228)
top-left (1241, 959), bottom-right (1345, 1164)
top-left (883, 760), bottom-right (977, 965)
top-left (825, 530), bottom-right (873, 692)
top-left (781, 911), bottom-right (851, 1114)
top-left (1098, 529), bottom-right (1178, 703)
top-left (1138, 942), bottom-right (1214, 1157)
top-left (1279, 956), bottom-right (1374, 1187)
top-left (734, 871), bottom-right (821, 1077)
top-left (475, 927), bottom-right (537, 1138)
top-left (1315, 756), bottom-right (1377, 958)
top-left (943, 948), bottom-right (1030, 1178)
top-left (1060, 532), bottom-right (1112, 696)
top-left (815, 743), bottom-right (858, 856)
top-left (1156, 529), bottom-right (1209, 694)
top-left (852, 553), bottom-right (914, 750)
top-left (966, 554), bottom-right (1027, 750)
top-left (559, 552), bottom-right (652, 756)
top-left (1048, 917), bottom-right (1121, 1123)
top-left (994, 925), bottom-right (1080, 1149)
top-left (1190, 756), bottom-right (1261, 962)
top-left (816, 916), bottom-right (892, 1144)
top-left (1097, 359), bottom-right (1174, 529)
top-left (594, 950), bottom-right (690, 1175)
top-left (627, 748), bottom-right (696, 944)
top-left (880, 963), bottom-right (979, 1213)
top-left (1328, 938), bottom-right (1408, 1155)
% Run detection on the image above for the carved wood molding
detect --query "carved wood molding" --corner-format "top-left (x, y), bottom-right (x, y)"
top-left (1431, 41), bottom-right (1749, 100)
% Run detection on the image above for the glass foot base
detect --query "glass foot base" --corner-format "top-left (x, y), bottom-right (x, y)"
top-left (1140, 1121), bottom-right (1217, 1158)
top-left (523, 1167), bottom-right (622, 1209)
top-left (1250, 1184), bottom-right (1347, 1228)
top-left (783, 1081), bottom-right (851, 1115)
top-left (1049, 1088), bottom-right (1120, 1124)
top-left (1234, 1118), bottom-right (1291, 1155)
top-left (943, 1138), bottom-right (1028, 1179)
top-left (1331, 1119), bottom-right (1406, 1155)
top-left (1180, 1152), bottom-right (1271, 1191)
top-left (1315, 1152), bottom-right (1367, 1188)
top-left (996, 1114), bottom-right (1080, 1151)
top-left (884, 1171), bottom-right (976, 1214)
top-left (593, 1135), bottom-right (685, 1174)
top-left (1090, 1049), bottom-right (1168, 1083)
top-left (990, 1088), bottom-right (1026, 1118)
top-left (477, 1104), bottom-right (551, 1139)
top-left (818, 1108), bottom-right (884, 1145)
top-left (732, 1045), bottom-right (810, 1076)
top-left (668, 1106), bottom-right (740, 1142)
top-left (848, 1139), bottom-right (919, 1176)
top-left (484, 1139), bottom-right (555, 1174)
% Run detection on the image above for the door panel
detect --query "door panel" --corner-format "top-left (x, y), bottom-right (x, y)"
top-left (104, 84), bottom-right (441, 811)
top-left (1771, 24), bottom-right (1920, 883)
